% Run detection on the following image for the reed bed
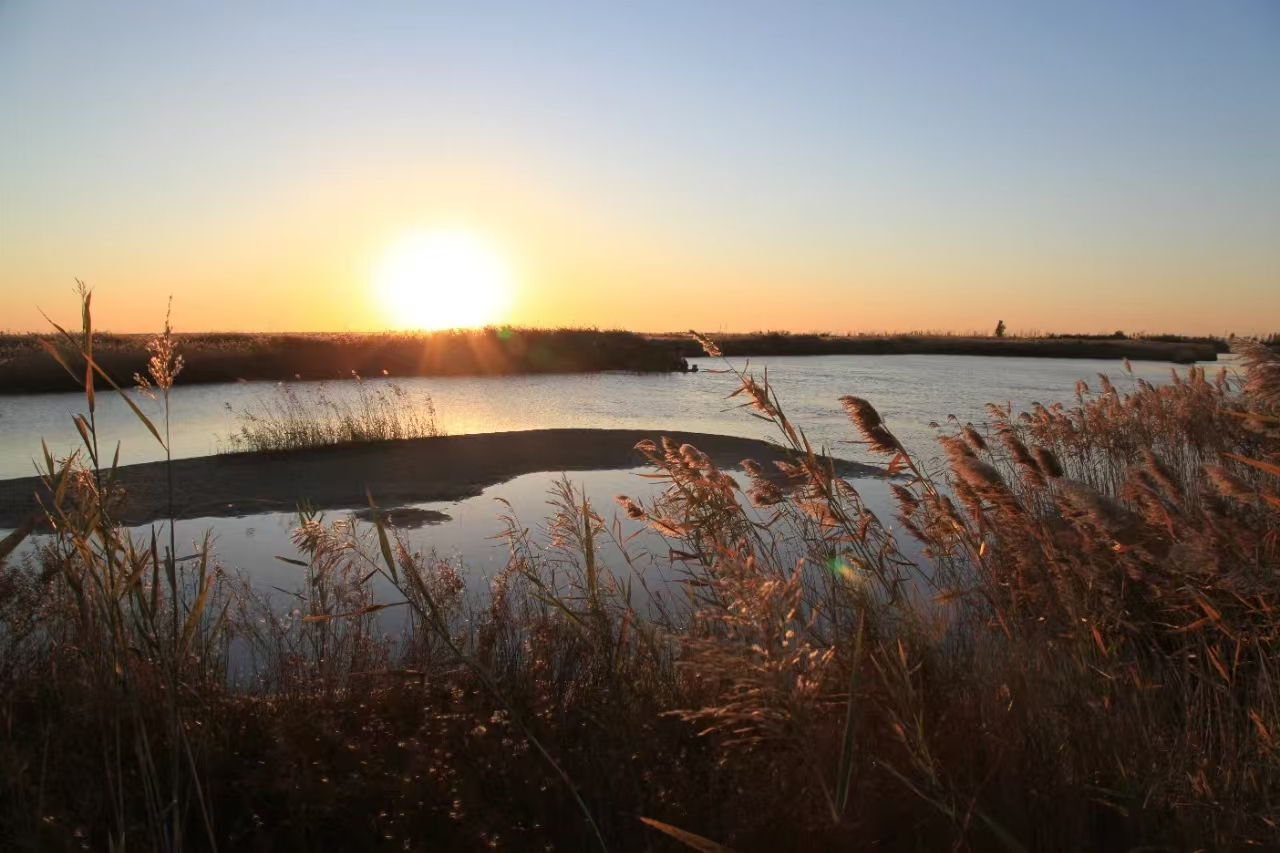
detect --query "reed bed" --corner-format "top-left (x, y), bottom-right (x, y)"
top-left (651, 330), bottom-right (1221, 363)
top-left (1, 297), bottom-right (1278, 851)
top-left (0, 324), bottom-right (688, 394)
top-left (223, 378), bottom-right (444, 452)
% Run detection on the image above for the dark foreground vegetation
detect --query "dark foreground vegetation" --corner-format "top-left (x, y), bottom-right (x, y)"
top-left (0, 325), bottom-right (687, 394)
top-left (2, 295), bottom-right (1280, 851)
top-left (653, 331), bottom-right (1223, 363)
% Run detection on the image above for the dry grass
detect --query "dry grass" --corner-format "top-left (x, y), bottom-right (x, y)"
top-left (1, 297), bottom-right (1278, 850)
top-left (222, 377), bottom-right (444, 453)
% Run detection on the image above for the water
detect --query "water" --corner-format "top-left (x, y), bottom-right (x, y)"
top-left (0, 354), bottom-right (1215, 601)
top-left (3, 464), bottom-right (905, 636)
top-left (161, 468), bottom-right (685, 620)
top-left (0, 354), bottom-right (1214, 480)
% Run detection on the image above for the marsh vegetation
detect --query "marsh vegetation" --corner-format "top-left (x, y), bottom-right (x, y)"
top-left (1, 322), bottom-right (1242, 397)
top-left (0, 325), bottom-right (688, 394)
top-left (652, 330), bottom-right (1224, 364)
top-left (223, 378), bottom-right (444, 453)
top-left (1, 296), bottom-right (1279, 850)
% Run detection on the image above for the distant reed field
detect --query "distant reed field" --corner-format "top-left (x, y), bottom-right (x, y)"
top-left (0, 325), bottom-right (689, 394)
top-left (651, 330), bottom-right (1225, 363)
top-left (2, 293), bottom-right (1278, 850)
top-left (2, 324), bottom-right (1250, 396)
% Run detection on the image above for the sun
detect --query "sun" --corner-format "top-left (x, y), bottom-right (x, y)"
top-left (375, 229), bottom-right (514, 330)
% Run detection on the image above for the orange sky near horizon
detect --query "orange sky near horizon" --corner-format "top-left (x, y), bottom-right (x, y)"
top-left (9, 177), bottom-right (1264, 338)
top-left (3, 3), bottom-right (1277, 337)
top-left (8, 146), bottom-right (1268, 338)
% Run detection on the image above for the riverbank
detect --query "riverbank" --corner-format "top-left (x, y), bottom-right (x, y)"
top-left (651, 332), bottom-right (1221, 363)
top-left (0, 328), bottom-right (688, 394)
top-left (1, 328), bottom-right (1229, 395)
top-left (0, 428), bottom-right (877, 528)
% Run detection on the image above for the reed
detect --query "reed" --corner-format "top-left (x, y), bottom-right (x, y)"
top-left (1, 298), bottom-right (1277, 850)
top-left (652, 330), bottom-right (1223, 363)
top-left (0, 325), bottom-right (690, 394)
top-left (223, 377), bottom-right (445, 452)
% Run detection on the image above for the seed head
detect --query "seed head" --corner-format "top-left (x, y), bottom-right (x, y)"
top-left (615, 495), bottom-right (648, 520)
top-left (689, 330), bottom-right (723, 358)
top-left (961, 424), bottom-right (987, 452)
top-left (1203, 465), bottom-right (1253, 501)
top-left (839, 396), bottom-right (900, 455)
top-left (1031, 445), bottom-right (1064, 479)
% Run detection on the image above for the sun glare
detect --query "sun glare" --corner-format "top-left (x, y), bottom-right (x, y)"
top-left (375, 230), bottom-right (513, 330)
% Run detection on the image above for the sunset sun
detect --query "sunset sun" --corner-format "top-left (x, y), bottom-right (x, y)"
top-left (375, 230), bottom-right (513, 330)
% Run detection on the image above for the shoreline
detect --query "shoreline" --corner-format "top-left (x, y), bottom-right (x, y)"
top-left (0, 428), bottom-right (879, 528)
top-left (0, 332), bottom-right (1228, 395)
top-left (651, 333), bottom-right (1221, 364)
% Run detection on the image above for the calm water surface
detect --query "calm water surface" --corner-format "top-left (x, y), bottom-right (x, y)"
top-left (0, 354), bottom-right (1215, 480)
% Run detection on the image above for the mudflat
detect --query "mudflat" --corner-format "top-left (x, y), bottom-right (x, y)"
top-left (0, 428), bottom-right (878, 528)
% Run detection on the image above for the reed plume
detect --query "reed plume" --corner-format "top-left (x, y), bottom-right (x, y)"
top-left (839, 395), bottom-right (901, 455)
top-left (1235, 339), bottom-right (1280, 409)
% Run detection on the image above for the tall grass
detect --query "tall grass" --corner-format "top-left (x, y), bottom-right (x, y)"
top-left (223, 377), bottom-right (444, 452)
top-left (3, 285), bottom-right (229, 850)
top-left (1, 298), bottom-right (1278, 850)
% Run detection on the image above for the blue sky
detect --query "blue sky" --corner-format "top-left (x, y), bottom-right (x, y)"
top-left (2, 1), bottom-right (1277, 333)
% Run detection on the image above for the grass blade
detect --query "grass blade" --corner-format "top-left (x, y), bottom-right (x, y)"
top-left (35, 336), bottom-right (80, 384)
top-left (180, 574), bottom-right (215, 658)
top-left (1225, 452), bottom-right (1280, 479)
top-left (368, 490), bottom-right (399, 584)
top-left (83, 288), bottom-right (95, 412)
top-left (639, 817), bottom-right (733, 853)
top-left (833, 612), bottom-right (866, 820)
top-left (0, 519), bottom-right (32, 564)
top-left (88, 357), bottom-right (166, 448)
top-left (301, 602), bottom-right (403, 622)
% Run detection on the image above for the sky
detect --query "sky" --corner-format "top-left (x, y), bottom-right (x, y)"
top-left (1, 1), bottom-right (1277, 335)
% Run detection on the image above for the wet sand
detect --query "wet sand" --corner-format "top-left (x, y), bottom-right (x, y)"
top-left (0, 428), bottom-right (878, 528)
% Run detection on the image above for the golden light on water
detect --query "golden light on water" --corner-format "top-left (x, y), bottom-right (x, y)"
top-left (375, 230), bottom-right (514, 330)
